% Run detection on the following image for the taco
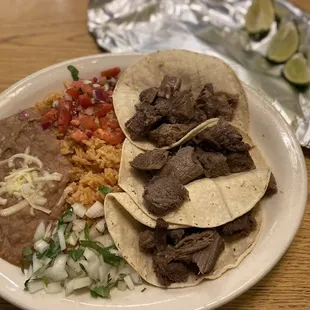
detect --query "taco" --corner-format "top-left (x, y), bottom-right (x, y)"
top-left (113, 50), bottom-right (249, 151)
top-left (105, 193), bottom-right (263, 288)
top-left (118, 118), bottom-right (272, 228)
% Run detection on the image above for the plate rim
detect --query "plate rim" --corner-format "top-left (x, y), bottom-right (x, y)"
top-left (0, 52), bottom-right (307, 310)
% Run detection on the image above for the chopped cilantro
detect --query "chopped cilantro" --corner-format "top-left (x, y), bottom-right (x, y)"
top-left (90, 284), bottom-right (113, 298)
top-left (84, 224), bottom-right (90, 241)
top-left (141, 288), bottom-right (146, 292)
top-left (99, 186), bottom-right (113, 195)
top-left (57, 207), bottom-right (73, 228)
top-left (79, 240), bottom-right (121, 267)
top-left (67, 65), bottom-right (79, 81)
top-left (21, 247), bottom-right (33, 274)
top-left (68, 248), bottom-right (84, 261)
top-left (36, 240), bottom-right (61, 259)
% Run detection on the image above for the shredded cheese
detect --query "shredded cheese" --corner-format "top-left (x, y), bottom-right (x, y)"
top-left (0, 148), bottom-right (63, 217)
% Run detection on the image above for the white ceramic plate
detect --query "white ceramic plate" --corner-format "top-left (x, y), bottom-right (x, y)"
top-left (0, 53), bottom-right (307, 310)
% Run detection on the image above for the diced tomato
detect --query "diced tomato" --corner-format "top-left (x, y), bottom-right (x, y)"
top-left (79, 94), bottom-right (92, 109)
top-left (99, 117), bottom-right (109, 129)
top-left (94, 128), bottom-right (125, 145)
top-left (79, 116), bottom-right (98, 131)
top-left (101, 67), bottom-right (120, 78)
top-left (94, 103), bottom-right (113, 117)
top-left (70, 119), bottom-right (80, 127)
top-left (40, 108), bottom-right (58, 129)
top-left (108, 119), bottom-right (120, 129)
top-left (71, 129), bottom-right (89, 142)
top-left (65, 88), bottom-right (80, 100)
top-left (71, 81), bottom-right (93, 96)
top-left (58, 100), bottom-right (72, 133)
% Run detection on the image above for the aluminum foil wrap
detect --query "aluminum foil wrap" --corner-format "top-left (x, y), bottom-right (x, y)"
top-left (88, 0), bottom-right (310, 148)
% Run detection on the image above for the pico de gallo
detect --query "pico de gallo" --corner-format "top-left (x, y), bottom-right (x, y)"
top-left (39, 66), bottom-right (125, 145)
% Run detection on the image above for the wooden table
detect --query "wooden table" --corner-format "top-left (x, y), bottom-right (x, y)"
top-left (0, 0), bottom-right (309, 309)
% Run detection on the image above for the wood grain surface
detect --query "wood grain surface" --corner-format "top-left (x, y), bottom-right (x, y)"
top-left (0, 0), bottom-right (309, 309)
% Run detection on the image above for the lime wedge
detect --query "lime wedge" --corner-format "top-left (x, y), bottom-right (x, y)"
top-left (283, 53), bottom-right (310, 86)
top-left (245, 0), bottom-right (275, 34)
top-left (267, 21), bottom-right (299, 63)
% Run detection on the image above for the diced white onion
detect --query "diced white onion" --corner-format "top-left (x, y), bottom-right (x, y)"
top-left (26, 265), bottom-right (33, 279)
top-left (109, 249), bottom-right (120, 256)
top-left (57, 226), bottom-right (66, 251)
top-left (33, 221), bottom-right (46, 242)
top-left (65, 277), bottom-right (93, 296)
top-left (117, 281), bottom-right (127, 291)
top-left (65, 222), bottom-right (73, 234)
top-left (83, 248), bottom-right (96, 261)
top-left (72, 219), bottom-right (86, 233)
top-left (72, 203), bottom-right (86, 218)
top-left (26, 280), bottom-right (45, 293)
top-left (44, 282), bottom-right (63, 294)
top-left (44, 222), bottom-right (53, 241)
top-left (117, 267), bottom-right (131, 276)
top-left (87, 256), bottom-right (101, 280)
top-left (34, 239), bottom-right (49, 254)
top-left (89, 225), bottom-right (100, 239)
top-left (66, 232), bottom-right (78, 246)
top-left (32, 254), bottom-right (43, 273)
top-left (65, 265), bottom-right (78, 279)
top-left (84, 107), bottom-right (94, 115)
top-left (95, 219), bottom-right (106, 233)
top-left (63, 213), bottom-right (76, 223)
top-left (67, 257), bottom-right (82, 273)
top-left (33, 197), bottom-right (47, 206)
top-left (130, 272), bottom-right (142, 285)
top-left (108, 267), bottom-right (117, 282)
top-left (79, 230), bottom-right (86, 241)
top-left (53, 254), bottom-right (68, 272)
top-left (93, 83), bottom-right (100, 88)
top-left (94, 234), bottom-right (114, 247)
top-left (44, 267), bottom-right (68, 282)
top-left (85, 201), bottom-right (104, 218)
top-left (124, 275), bottom-right (135, 291)
top-left (83, 80), bottom-right (92, 84)
top-left (79, 260), bottom-right (89, 273)
top-left (64, 93), bottom-right (72, 101)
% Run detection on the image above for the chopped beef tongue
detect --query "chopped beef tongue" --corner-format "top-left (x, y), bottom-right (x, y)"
top-left (195, 119), bottom-right (250, 152)
top-left (196, 84), bottom-right (237, 121)
top-left (154, 98), bottom-right (171, 117)
top-left (192, 232), bottom-right (225, 274)
top-left (143, 176), bottom-right (189, 215)
top-left (159, 146), bottom-right (204, 185)
top-left (168, 229), bottom-right (185, 245)
top-left (130, 149), bottom-right (169, 171)
top-left (167, 90), bottom-right (196, 124)
top-left (139, 230), bottom-right (156, 252)
top-left (149, 123), bottom-right (195, 147)
top-left (265, 173), bottom-right (278, 196)
top-left (157, 75), bottom-right (182, 99)
top-left (226, 152), bottom-right (255, 173)
top-left (153, 256), bottom-right (189, 286)
top-left (139, 87), bottom-right (158, 104)
top-left (125, 105), bottom-right (162, 140)
top-left (196, 148), bottom-right (230, 178)
top-left (155, 218), bottom-right (169, 251)
top-left (217, 212), bottom-right (257, 237)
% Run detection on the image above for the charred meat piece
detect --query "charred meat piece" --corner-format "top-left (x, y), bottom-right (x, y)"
top-left (265, 173), bottom-right (277, 196)
top-left (125, 105), bottom-right (162, 140)
top-left (154, 98), bottom-right (171, 117)
top-left (193, 107), bottom-right (208, 123)
top-left (226, 152), bottom-right (255, 173)
top-left (139, 230), bottom-right (156, 252)
top-left (155, 218), bottom-right (169, 251)
top-left (196, 149), bottom-right (230, 178)
top-left (157, 75), bottom-right (182, 99)
top-left (195, 119), bottom-right (250, 152)
top-left (130, 149), bottom-right (169, 171)
top-left (139, 87), bottom-right (158, 104)
top-left (167, 90), bottom-right (195, 124)
top-left (153, 256), bottom-right (189, 286)
top-left (143, 176), bottom-right (189, 216)
top-left (217, 212), bottom-right (257, 237)
top-left (196, 85), bottom-right (237, 121)
top-left (196, 83), bottom-right (214, 108)
top-left (149, 123), bottom-right (195, 147)
top-left (159, 146), bottom-right (204, 185)
top-left (168, 229), bottom-right (185, 245)
top-left (192, 232), bottom-right (225, 274)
